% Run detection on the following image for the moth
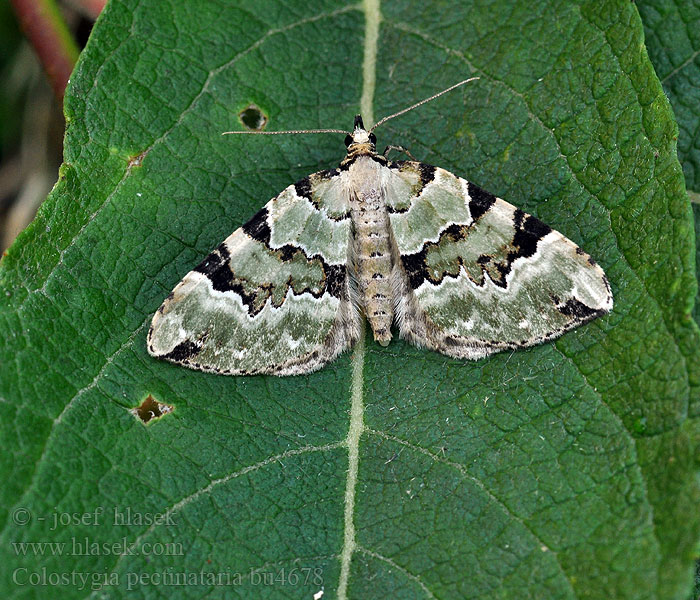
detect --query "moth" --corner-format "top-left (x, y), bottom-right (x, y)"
top-left (147, 79), bottom-right (613, 376)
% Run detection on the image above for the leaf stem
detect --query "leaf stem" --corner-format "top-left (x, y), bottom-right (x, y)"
top-left (9, 0), bottom-right (81, 102)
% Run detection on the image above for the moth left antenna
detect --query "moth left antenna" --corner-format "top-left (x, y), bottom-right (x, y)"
top-left (370, 77), bottom-right (480, 132)
top-left (222, 128), bottom-right (350, 136)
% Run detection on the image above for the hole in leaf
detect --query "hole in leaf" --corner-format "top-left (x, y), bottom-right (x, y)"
top-left (239, 104), bottom-right (268, 130)
top-left (128, 149), bottom-right (148, 169)
top-left (131, 395), bottom-right (173, 424)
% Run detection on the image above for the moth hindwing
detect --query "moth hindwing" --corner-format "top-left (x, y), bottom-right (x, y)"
top-left (147, 115), bottom-right (612, 376)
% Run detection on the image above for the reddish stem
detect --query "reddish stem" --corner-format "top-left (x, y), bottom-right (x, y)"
top-left (10, 0), bottom-right (81, 103)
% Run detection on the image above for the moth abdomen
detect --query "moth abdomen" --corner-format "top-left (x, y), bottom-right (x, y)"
top-left (348, 158), bottom-right (395, 346)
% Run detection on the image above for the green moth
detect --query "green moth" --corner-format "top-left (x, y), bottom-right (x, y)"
top-left (147, 80), bottom-right (612, 375)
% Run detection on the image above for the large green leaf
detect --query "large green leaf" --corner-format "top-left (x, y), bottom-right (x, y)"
top-left (696, 201), bottom-right (700, 326)
top-left (1, 1), bottom-right (699, 598)
top-left (637, 0), bottom-right (700, 194)
top-left (636, 0), bottom-right (700, 335)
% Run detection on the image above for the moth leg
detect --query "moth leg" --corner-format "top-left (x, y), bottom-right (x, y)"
top-left (383, 145), bottom-right (417, 161)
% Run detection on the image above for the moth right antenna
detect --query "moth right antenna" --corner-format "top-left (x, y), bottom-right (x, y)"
top-left (370, 77), bottom-right (480, 132)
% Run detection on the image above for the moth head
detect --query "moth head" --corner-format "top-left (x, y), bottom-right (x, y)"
top-left (345, 115), bottom-right (376, 150)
